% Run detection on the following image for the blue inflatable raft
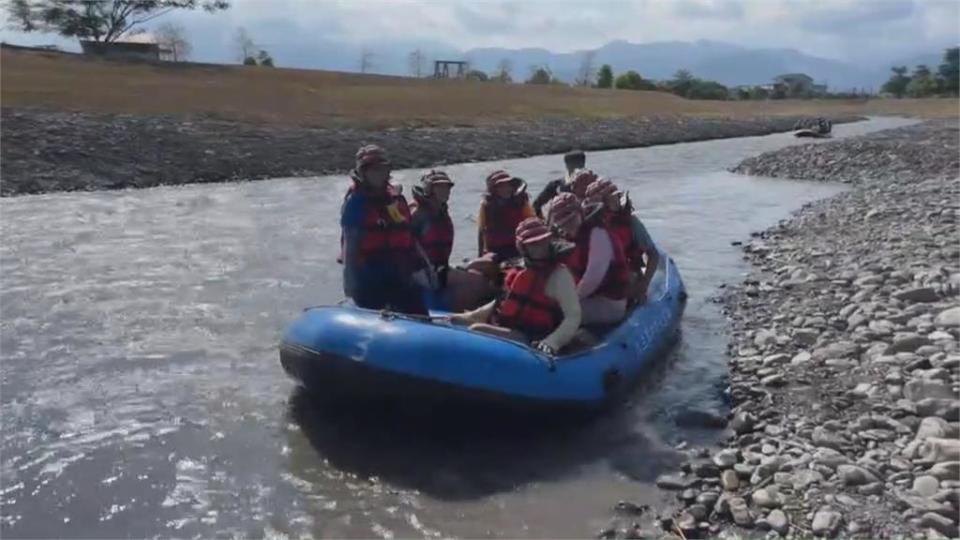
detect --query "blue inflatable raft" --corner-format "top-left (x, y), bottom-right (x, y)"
top-left (280, 248), bottom-right (686, 410)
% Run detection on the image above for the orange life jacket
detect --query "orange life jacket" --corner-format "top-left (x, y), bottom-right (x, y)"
top-left (410, 197), bottom-right (454, 268)
top-left (563, 224), bottom-right (630, 300)
top-left (608, 212), bottom-right (645, 271)
top-left (493, 266), bottom-right (562, 340)
top-left (481, 193), bottom-right (528, 259)
top-left (340, 182), bottom-right (416, 266)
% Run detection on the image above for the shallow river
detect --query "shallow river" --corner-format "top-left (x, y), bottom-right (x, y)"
top-left (0, 117), bottom-right (916, 538)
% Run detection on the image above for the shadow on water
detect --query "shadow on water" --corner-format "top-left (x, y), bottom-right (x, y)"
top-left (285, 344), bottom-right (695, 502)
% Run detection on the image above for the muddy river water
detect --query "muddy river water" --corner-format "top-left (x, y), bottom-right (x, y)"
top-left (0, 117), bottom-right (916, 538)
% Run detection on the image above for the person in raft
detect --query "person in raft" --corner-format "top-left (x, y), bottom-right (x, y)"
top-left (410, 170), bottom-right (455, 288)
top-left (451, 217), bottom-right (581, 356)
top-left (547, 191), bottom-right (630, 325)
top-left (476, 170), bottom-right (535, 261)
top-left (584, 179), bottom-right (660, 305)
top-left (339, 144), bottom-right (429, 315)
top-left (533, 149), bottom-right (586, 218)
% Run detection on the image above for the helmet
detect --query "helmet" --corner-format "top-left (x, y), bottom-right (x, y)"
top-left (355, 144), bottom-right (390, 169)
top-left (569, 169), bottom-right (598, 197)
top-left (485, 170), bottom-right (515, 192)
top-left (515, 217), bottom-right (553, 252)
top-left (584, 178), bottom-right (619, 205)
top-left (420, 170), bottom-right (454, 194)
top-left (546, 192), bottom-right (581, 227)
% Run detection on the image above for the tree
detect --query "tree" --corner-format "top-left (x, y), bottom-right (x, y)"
top-left (359, 47), bottom-right (374, 74)
top-left (938, 47), bottom-right (959, 95)
top-left (749, 86), bottom-right (770, 100)
top-left (233, 27), bottom-right (256, 63)
top-left (155, 22), bottom-right (190, 61)
top-left (686, 80), bottom-right (729, 100)
top-left (242, 56), bottom-right (256, 66)
top-left (906, 64), bottom-right (938, 97)
top-left (881, 66), bottom-right (910, 98)
top-left (614, 70), bottom-right (655, 91)
top-left (668, 69), bottom-right (696, 97)
top-left (574, 50), bottom-right (596, 87)
top-left (526, 65), bottom-right (553, 85)
top-left (408, 48), bottom-right (425, 78)
top-left (492, 58), bottom-right (513, 83)
top-left (465, 69), bottom-right (488, 82)
top-left (596, 64), bottom-right (613, 89)
top-left (256, 49), bottom-right (274, 67)
top-left (7, 0), bottom-right (228, 43)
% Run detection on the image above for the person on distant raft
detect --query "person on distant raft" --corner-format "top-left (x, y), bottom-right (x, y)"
top-left (533, 149), bottom-right (586, 218)
top-left (584, 179), bottom-right (659, 305)
top-left (476, 170), bottom-right (535, 261)
top-left (452, 217), bottom-right (581, 356)
top-left (339, 144), bottom-right (428, 315)
top-left (547, 192), bottom-right (629, 325)
top-left (410, 170), bottom-right (455, 287)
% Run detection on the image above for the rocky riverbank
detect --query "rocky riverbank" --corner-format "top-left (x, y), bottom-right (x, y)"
top-left (635, 120), bottom-right (960, 539)
top-left (0, 107), bottom-right (859, 196)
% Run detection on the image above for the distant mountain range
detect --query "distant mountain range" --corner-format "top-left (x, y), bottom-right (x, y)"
top-left (316, 38), bottom-right (946, 92)
top-left (460, 39), bottom-right (948, 92)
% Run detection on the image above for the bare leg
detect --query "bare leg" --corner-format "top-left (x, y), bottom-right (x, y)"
top-left (445, 268), bottom-right (496, 312)
top-left (468, 323), bottom-right (529, 344)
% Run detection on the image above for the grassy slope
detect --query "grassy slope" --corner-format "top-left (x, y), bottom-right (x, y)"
top-left (2, 47), bottom-right (957, 128)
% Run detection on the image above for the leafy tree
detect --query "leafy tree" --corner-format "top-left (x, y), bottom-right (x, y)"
top-left (938, 47), bottom-right (959, 95)
top-left (881, 66), bottom-right (910, 98)
top-left (465, 69), bottom-right (488, 82)
top-left (242, 56), bottom-right (256, 66)
top-left (596, 64), bottom-right (613, 89)
top-left (614, 70), bottom-right (655, 90)
top-left (906, 64), bottom-right (938, 97)
top-left (526, 65), bottom-right (553, 85)
top-left (7, 0), bottom-right (228, 43)
top-left (686, 80), bottom-right (728, 100)
top-left (668, 69), bottom-right (696, 97)
top-left (256, 49), bottom-right (274, 67)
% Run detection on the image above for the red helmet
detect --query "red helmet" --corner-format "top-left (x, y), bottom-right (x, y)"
top-left (485, 170), bottom-right (515, 191)
top-left (584, 178), bottom-right (619, 204)
top-left (546, 192), bottom-right (582, 227)
top-left (515, 217), bottom-right (553, 251)
top-left (570, 169), bottom-right (598, 198)
top-left (355, 144), bottom-right (390, 169)
top-left (420, 170), bottom-right (454, 192)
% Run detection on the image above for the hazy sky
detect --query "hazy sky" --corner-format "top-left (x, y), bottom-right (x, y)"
top-left (2, 0), bottom-right (957, 65)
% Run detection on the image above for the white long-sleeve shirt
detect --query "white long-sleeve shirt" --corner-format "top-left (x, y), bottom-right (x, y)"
top-left (460, 265), bottom-right (581, 352)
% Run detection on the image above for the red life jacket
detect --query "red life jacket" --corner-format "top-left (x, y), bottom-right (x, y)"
top-left (608, 212), bottom-right (645, 271)
top-left (410, 197), bottom-right (454, 268)
top-left (340, 181), bottom-right (416, 266)
top-left (481, 193), bottom-right (528, 259)
top-left (563, 224), bottom-right (630, 300)
top-left (493, 266), bottom-right (562, 340)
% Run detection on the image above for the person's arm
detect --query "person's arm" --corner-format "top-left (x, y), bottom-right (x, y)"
top-left (340, 196), bottom-right (366, 296)
top-left (576, 228), bottom-right (613, 299)
top-left (630, 216), bottom-right (659, 291)
top-left (476, 201), bottom-right (486, 256)
top-left (521, 202), bottom-right (536, 220)
top-left (451, 300), bottom-right (496, 325)
top-left (540, 266), bottom-right (581, 352)
top-left (532, 181), bottom-right (559, 218)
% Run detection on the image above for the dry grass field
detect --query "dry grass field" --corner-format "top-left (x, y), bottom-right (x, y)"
top-left (2, 46), bottom-right (957, 128)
